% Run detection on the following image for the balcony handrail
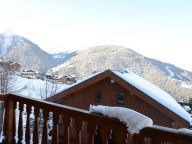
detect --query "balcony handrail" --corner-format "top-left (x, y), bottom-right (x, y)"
top-left (150, 125), bottom-right (192, 136)
top-left (0, 93), bottom-right (192, 144)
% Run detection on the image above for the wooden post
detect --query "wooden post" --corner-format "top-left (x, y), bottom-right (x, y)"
top-left (5, 96), bottom-right (14, 143)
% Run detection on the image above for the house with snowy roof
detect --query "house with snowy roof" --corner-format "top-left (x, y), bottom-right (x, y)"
top-left (10, 62), bottom-right (21, 71)
top-left (47, 69), bottom-right (192, 128)
top-left (58, 75), bottom-right (77, 84)
top-left (20, 69), bottom-right (37, 79)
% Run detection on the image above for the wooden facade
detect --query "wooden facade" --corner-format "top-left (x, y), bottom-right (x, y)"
top-left (47, 70), bottom-right (191, 129)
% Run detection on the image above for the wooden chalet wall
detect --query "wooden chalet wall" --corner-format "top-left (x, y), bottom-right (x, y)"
top-left (53, 77), bottom-right (183, 128)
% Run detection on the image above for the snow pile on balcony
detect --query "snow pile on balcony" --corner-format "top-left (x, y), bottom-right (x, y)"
top-left (89, 105), bottom-right (153, 134)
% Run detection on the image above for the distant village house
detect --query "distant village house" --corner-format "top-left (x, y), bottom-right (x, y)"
top-left (0, 59), bottom-right (21, 71)
top-left (10, 62), bottom-right (21, 71)
top-left (20, 69), bottom-right (37, 79)
top-left (58, 75), bottom-right (76, 84)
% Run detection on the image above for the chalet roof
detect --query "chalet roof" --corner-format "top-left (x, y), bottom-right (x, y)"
top-left (21, 69), bottom-right (37, 74)
top-left (10, 62), bottom-right (21, 66)
top-left (24, 70), bottom-right (36, 73)
top-left (112, 70), bottom-right (191, 125)
top-left (50, 69), bottom-right (192, 125)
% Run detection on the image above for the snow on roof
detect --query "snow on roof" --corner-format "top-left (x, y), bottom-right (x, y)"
top-left (90, 105), bottom-right (153, 134)
top-left (112, 70), bottom-right (192, 124)
top-left (10, 62), bottom-right (21, 65)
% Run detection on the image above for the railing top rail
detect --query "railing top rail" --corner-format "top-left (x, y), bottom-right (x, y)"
top-left (150, 125), bottom-right (192, 137)
top-left (5, 93), bottom-right (127, 130)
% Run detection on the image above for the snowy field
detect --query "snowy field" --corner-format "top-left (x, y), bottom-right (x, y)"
top-left (10, 75), bottom-right (69, 99)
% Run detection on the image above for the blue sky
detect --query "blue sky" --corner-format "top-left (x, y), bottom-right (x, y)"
top-left (0, 0), bottom-right (192, 71)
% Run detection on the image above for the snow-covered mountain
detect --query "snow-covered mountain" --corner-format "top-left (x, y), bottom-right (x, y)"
top-left (1, 32), bottom-right (192, 101)
top-left (50, 45), bottom-right (192, 101)
top-left (0, 32), bottom-right (23, 56)
top-left (0, 32), bottom-right (64, 72)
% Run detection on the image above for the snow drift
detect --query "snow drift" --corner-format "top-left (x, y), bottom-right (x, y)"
top-left (89, 105), bottom-right (153, 134)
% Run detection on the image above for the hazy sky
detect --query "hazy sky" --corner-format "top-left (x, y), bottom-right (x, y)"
top-left (0, 0), bottom-right (192, 71)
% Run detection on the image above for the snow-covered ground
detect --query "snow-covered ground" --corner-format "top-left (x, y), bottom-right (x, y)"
top-left (166, 66), bottom-right (175, 78)
top-left (11, 75), bottom-right (68, 99)
top-left (181, 83), bottom-right (192, 89)
top-left (50, 63), bottom-right (67, 73)
top-left (50, 62), bottom-right (74, 73)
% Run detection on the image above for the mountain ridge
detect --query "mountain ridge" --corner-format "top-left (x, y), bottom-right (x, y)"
top-left (1, 33), bottom-right (191, 101)
top-left (50, 45), bottom-right (192, 101)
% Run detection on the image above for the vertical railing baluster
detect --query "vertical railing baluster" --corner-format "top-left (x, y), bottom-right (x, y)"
top-left (94, 125), bottom-right (102, 144)
top-left (87, 122), bottom-right (95, 144)
top-left (51, 112), bottom-right (59, 144)
top-left (25, 104), bottom-right (31, 144)
top-left (108, 129), bottom-right (116, 144)
top-left (63, 116), bottom-right (70, 144)
top-left (80, 121), bottom-right (89, 144)
top-left (33, 107), bottom-right (40, 144)
top-left (18, 102), bottom-right (24, 144)
top-left (0, 101), bottom-right (4, 135)
top-left (58, 115), bottom-right (64, 144)
top-left (2, 101), bottom-right (7, 142)
top-left (125, 133), bottom-right (132, 144)
top-left (115, 126), bottom-right (127, 144)
top-left (12, 101), bottom-right (16, 144)
top-left (42, 110), bottom-right (48, 144)
top-left (68, 118), bottom-right (76, 144)
top-left (144, 137), bottom-right (152, 144)
top-left (103, 128), bottom-right (110, 144)
top-left (75, 119), bottom-right (81, 144)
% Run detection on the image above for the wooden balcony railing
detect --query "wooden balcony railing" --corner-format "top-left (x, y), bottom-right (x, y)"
top-left (0, 93), bottom-right (192, 144)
